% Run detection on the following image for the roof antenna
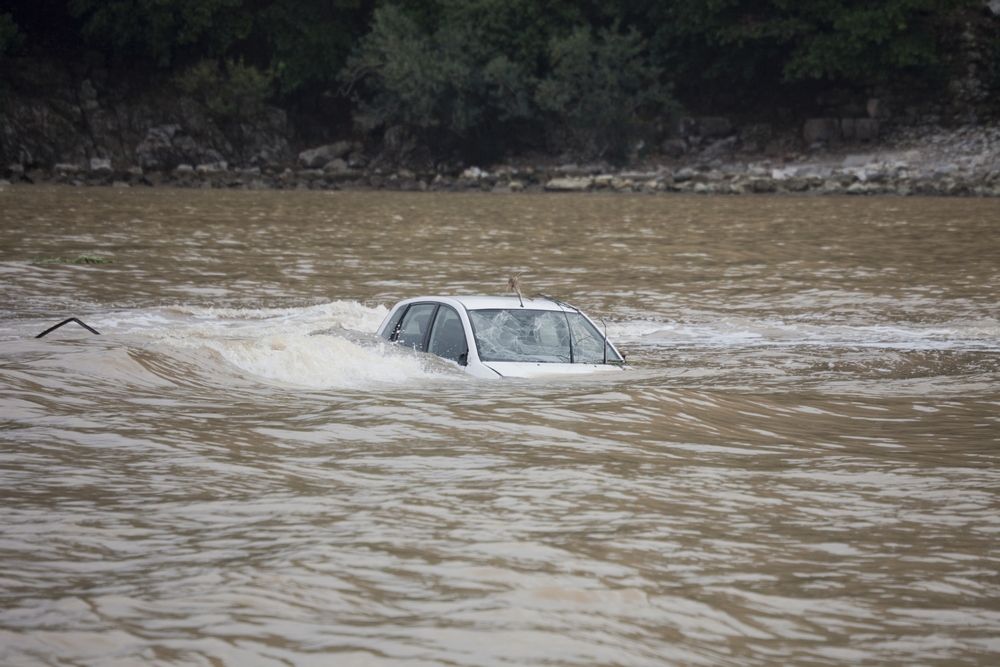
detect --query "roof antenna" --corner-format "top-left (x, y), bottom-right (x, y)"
top-left (507, 272), bottom-right (524, 308)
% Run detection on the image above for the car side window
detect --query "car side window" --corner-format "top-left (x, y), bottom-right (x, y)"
top-left (381, 307), bottom-right (407, 341)
top-left (428, 306), bottom-right (468, 364)
top-left (395, 304), bottom-right (436, 351)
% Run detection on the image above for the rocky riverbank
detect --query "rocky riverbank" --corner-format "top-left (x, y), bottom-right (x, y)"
top-left (4, 121), bottom-right (999, 197)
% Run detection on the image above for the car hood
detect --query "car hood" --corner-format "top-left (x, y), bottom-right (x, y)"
top-left (482, 362), bottom-right (626, 378)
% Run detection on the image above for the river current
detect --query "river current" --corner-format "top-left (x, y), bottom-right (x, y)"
top-left (1, 186), bottom-right (998, 666)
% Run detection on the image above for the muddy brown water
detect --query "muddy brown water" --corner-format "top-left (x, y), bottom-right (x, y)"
top-left (1, 186), bottom-right (999, 666)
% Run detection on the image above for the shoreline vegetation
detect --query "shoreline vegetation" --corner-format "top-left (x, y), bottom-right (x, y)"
top-left (2, 2), bottom-right (999, 196)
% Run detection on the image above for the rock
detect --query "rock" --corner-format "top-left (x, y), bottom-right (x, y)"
top-left (594, 174), bottom-right (615, 188)
top-left (841, 118), bottom-right (858, 141)
top-left (324, 158), bottom-right (348, 173)
top-left (803, 118), bottom-right (840, 144)
top-left (675, 117), bottom-right (698, 138)
top-left (174, 164), bottom-right (194, 175)
top-left (297, 141), bottom-right (352, 168)
top-left (196, 161), bottom-right (227, 174)
top-left (611, 178), bottom-right (634, 192)
top-left (135, 125), bottom-right (179, 170)
top-left (54, 163), bottom-right (81, 174)
top-left (544, 176), bottom-right (592, 192)
top-left (461, 166), bottom-right (484, 180)
top-left (661, 138), bottom-right (687, 158)
top-left (89, 157), bottom-right (112, 174)
top-left (673, 167), bottom-right (696, 182)
top-left (346, 152), bottom-right (368, 169)
top-left (698, 116), bottom-right (733, 138)
top-left (855, 119), bottom-right (879, 142)
top-left (509, 180), bottom-right (525, 192)
top-left (866, 98), bottom-right (889, 119)
top-left (748, 178), bottom-right (777, 193)
top-left (112, 180), bottom-right (130, 188)
top-left (842, 154), bottom-right (874, 168)
top-left (821, 179), bottom-right (844, 194)
top-left (134, 125), bottom-right (226, 172)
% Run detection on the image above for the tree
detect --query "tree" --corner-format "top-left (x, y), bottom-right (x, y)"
top-left (649, 0), bottom-right (974, 108)
top-left (69, 0), bottom-right (251, 67)
top-left (252, 0), bottom-right (373, 98)
top-left (0, 12), bottom-right (22, 57)
top-left (342, 1), bottom-right (542, 160)
top-left (537, 25), bottom-right (673, 160)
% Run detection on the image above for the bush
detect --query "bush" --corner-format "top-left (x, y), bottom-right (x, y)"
top-left (69, 0), bottom-right (249, 67)
top-left (175, 59), bottom-right (274, 123)
top-left (537, 26), bottom-right (675, 160)
top-left (0, 12), bottom-right (22, 56)
top-left (342, 3), bottom-right (537, 160)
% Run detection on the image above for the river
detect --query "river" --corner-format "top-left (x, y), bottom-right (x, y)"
top-left (1, 186), bottom-right (998, 666)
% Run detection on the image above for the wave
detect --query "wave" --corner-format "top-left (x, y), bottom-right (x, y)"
top-left (4, 301), bottom-right (459, 390)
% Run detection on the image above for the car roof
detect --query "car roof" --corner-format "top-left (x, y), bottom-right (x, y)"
top-left (399, 295), bottom-right (573, 312)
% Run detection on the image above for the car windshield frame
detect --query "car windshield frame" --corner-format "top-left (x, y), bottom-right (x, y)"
top-left (467, 308), bottom-right (623, 364)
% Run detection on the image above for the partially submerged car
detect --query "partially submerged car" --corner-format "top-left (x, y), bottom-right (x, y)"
top-left (376, 295), bottom-right (626, 378)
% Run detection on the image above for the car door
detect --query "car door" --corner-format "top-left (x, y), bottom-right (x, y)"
top-left (427, 305), bottom-right (468, 365)
top-left (394, 303), bottom-right (437, 351)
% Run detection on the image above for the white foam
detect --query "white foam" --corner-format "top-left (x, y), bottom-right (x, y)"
top-left (195, 333), bottom-right (439, 388)
top-left (96, 300), bottom-right (388, 336)
top-left (89, 301), bottom-right (451, 389)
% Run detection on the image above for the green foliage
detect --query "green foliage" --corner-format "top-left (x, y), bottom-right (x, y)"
top-left (343, 2), bottom-right (541, 156)
top-left (0, 12), bottom-right (22, 56)
top-left (175, 59), bottom-right (274, 123)
top-left (345, 1), bottom-right (671, 160)
top-left (255, 0), bottom-right (369, 97)
top-left (537, 25), bottom-right (673, 160)
top-left (654, 0), bottom-right (972, 91)
top-left (69, 0), bottom-right (250, 67)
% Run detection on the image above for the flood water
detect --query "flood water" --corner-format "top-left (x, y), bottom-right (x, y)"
top-left (1, 186), bottom-right (998, 666)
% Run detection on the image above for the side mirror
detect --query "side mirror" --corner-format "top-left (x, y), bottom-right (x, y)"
top-left (457, 352), bottom-right (468, 366)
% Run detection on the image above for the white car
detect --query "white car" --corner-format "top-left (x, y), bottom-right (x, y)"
top-left (376, 295), bottom-right (626, 378)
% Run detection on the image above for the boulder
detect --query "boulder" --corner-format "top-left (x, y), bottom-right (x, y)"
top-left (297, 141), bottom-right (353, 168)
top-left (661, 138), bottom-right (687, 158)
top-left (461, 166), bottom-right (484, 180)
top-left (196, 161), bottom-right (227, 174)
top-left (866, 98), bottom-right (888, 119)
top-left (803, 118), bottom-right (840, 145)
top-left (545, 177), bottom-right (592, 192)
top-left (842, 154), bottom-right (874, 168)
top-left (698, 116), bottom-right (733, 138)
top-left (89, 157), bottom-right (112, 174)
top-left (748, 178), bottom-right (777, 193)
top-left (135, 125), bottom-right (224, 172)
top-left (324, 158), bottom-right (349, 174)
top-left (855, 119), bottom-right (880, 142)
top-left (673, 167), bottom-right (696, 182)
